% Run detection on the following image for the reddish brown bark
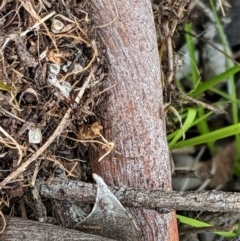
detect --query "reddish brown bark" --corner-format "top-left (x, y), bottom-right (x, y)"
top-left (87, 0), bottom-right (178, 240)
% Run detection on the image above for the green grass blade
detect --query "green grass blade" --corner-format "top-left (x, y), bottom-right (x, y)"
top-left (190, 65), bottom-right (240, 98)
top-left (184, 22), bottom-right (216, 153)
top-left (168, 111), bottom-right (212, 141)
top-left (172, 123), bottom-right (240, 149)
top-left (168, 108), bottom-right (196, 148)
top-left (177, 215), bottom-right (236, 238)
top-left (184, 23), bottom-right (200, 88)
top-left (209, 0), bottom-right (240, 170)
top-left (0, 81), bottom-right (12, 93)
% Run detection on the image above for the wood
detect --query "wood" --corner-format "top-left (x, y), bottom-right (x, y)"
top-left (87, 0), bottom-right (178, 240)
top-left (0, 217), bottom-right (116, 241)
top-left (39, 178), bottom-right (240, 213)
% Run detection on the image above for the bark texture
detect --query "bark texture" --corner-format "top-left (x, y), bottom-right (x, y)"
top-left (0, 217), bottom-right (116, 241)
top-left (87, 0), bottom-right (178, 240)
top-left (39, 178), bottom-right (240, 213)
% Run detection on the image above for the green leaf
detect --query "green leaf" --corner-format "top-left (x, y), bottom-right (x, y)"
top-left (168, 108), bottom-right (196, 148)
top-left (177, 214), bottom-right (236, 238)
top-left (0, 81), bottom-right (12, 93)
top-left (168, 111), bottom-right (212, 142)
top-left (172, 123), bottom-right (240, 149)
top-left (184, 23), bottom-right (200, 88)
top-left (189, 65), bottom-right (240, 98)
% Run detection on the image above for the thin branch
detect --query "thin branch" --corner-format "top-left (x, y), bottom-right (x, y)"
top-left (1, 216), bottom-right (116, 241)
top-left (38, 178), bottom-right (240, 213)
top-left (0, 69), bottom-right (95, 189)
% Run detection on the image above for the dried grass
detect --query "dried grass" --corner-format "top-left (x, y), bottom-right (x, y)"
top-left (0, 0), bottom-right (110, 219)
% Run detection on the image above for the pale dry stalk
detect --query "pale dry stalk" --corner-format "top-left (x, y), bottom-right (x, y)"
top-left (0, 69), bottom-right (95, 189)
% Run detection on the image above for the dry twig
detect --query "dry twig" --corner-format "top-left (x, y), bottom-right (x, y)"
top-left (0, 126), bottom-right (25, 166)
top-left (0, 211), bottom-right (7, 233)
top-left (0, 68), bottom-right (95, 189)
top-left (39, 177), bottom-right (240, 213)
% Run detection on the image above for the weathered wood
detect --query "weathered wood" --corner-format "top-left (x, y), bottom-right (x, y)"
top-left (39, 178), bottom-right (240, 213)
top-left (0, 217), bottom-right (116, 241)
top-left (86, 1), bottom-right (178, 240)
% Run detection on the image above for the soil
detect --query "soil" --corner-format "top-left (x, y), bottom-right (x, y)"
top-left (0, 0), bottom-right (108, 229)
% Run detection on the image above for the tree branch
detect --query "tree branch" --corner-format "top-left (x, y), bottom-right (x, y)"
top-left (38, 178), bottom-right (240, 213)
top-left (1, 216), bottom-right (116, 241)
top-left (86, 0), bottom-right (178, 239)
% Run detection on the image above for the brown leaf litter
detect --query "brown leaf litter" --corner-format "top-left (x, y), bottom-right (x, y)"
top-left (0, 0), bottom-right (109, 228)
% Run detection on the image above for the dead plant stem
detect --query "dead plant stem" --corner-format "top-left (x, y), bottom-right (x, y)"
top-left (0, 69), bottom-right (95, 189)
top-left (38, 177), bottom-right (240, 213)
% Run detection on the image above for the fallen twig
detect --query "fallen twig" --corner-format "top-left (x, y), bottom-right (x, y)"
top-left (0, 211), bottom-right (6, 233)
top-left (38, 177), bottom-right (240, 213)
top-left (0, 126), bottom-right (25, 166)
top-left (1, 11), bottom-right (56, 50)
top-left (0, 69), bottom-right (95, 189)
top-left (0, 216), bottom-right (116, 241)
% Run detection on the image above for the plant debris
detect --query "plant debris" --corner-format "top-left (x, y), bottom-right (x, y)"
top-left (0, 0), bottom-right (108, 224)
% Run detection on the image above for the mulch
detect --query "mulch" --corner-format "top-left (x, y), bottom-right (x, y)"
top-left (0, 0), bottom-right (108, 231)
